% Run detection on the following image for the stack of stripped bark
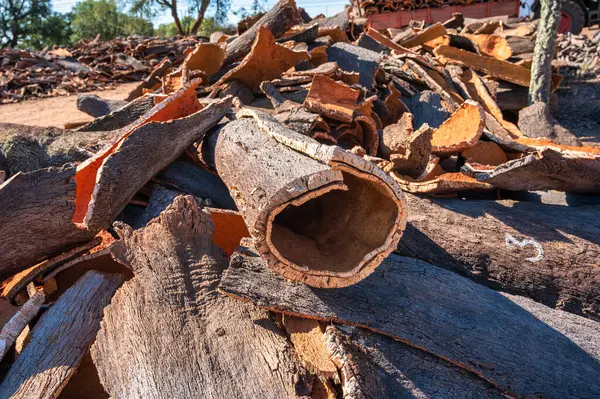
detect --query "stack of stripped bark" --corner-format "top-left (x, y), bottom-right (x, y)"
top-left (0, 2), bottom-right (599, 398)
top-left (0, 35), bottom-right (201, 103)
top-left (556, 31), bottom-right (600, 78)
top-left (358, 0), bottom-right (509, 16)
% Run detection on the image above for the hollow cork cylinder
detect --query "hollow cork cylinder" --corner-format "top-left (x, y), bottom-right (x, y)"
top-left (206, 110), bottom-right (407, 288)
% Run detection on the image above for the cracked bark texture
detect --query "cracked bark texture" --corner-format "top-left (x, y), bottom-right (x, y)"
top-left (220, 244), bottom-right (600, 399)
top-left (0, 167), bottom-right (97, 279)
top-left (91, 195), bottom-right (312, 399)
top-left (0, 271), bottom-right (123, 399)
top-left (529, 0), bottom-right (561, 104)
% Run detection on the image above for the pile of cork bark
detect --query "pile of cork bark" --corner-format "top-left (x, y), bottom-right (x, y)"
top-left (0, 35), bottom-right (201, 103)
top-left (0, 2), bottom-right (599, 398)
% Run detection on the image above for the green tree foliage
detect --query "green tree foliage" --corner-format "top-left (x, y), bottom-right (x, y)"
top-left (156, 15), bottom-right (232, 37)
top-left (232, 0), bottom-right (266, 19)
top-left (70, 0), bottom-right (155, 42)
top-left (20, 11), bottom-right (73, 49)
top-left (0, 0), bottom-right (56, 47)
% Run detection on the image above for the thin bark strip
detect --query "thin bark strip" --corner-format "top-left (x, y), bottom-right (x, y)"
top-left (205, 109), bottom-right (406, 287)
top-left (323, 325), bottom-right (506, 398)
top-left (91, 195), bottom-right (312, 398)
top-left (220, 245), bottom-right (600, 399)
top-left (0, 288), bottom-right (45, 362)
top-left (0, 271), bottom-right (123, 399)
top-left (224, 0), bottom-right (302, 64)
top-left (399, 193), bottom-right (600, 319)
top-left (463, 148), bottom-right (600, 193)
top-left (434, 45), bottom-right (562, 91)
top-left (0, 167), bottom-right (96, 280)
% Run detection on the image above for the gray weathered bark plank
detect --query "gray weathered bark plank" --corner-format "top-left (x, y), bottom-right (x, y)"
top-left (0, 123), bottom-right (118, 178)
top-left (400, 193), bottom-right (600, 319)
top-left (91, 195), bottom-right (312, 399)
top-left (76, 95), bottom-right (156, 133)
top-left (0, 167), bottom-right (97, 280)
top-left (322, 324), bottom-right (506, 399)
top-left (0, 271), bottom-right (123, 399)
top-left (220, 244), bottom-right (600, 399)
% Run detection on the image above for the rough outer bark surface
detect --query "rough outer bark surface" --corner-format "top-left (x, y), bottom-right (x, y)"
top-left (224, 0), bottom-right (302, 64)
top-left (0, 167), bottom-right (96, 279)
top-left (529, 0), bottom-right (561, 104)
top-left (0, 288), bottom-right (45, 361)
top-left (326, 42), bottom-right (381, 88)
top-left (83, 97), bottom-right (232, 231)
top-left (399, 193), bottom-right (600, 319)
top-left (76, 95), bottom-right (156, 133)
top-left (206, 108), bottom-right (406, 287)
top-left (323, 325), bottom-right (506, 399)
top-left (91, 195), bottom-right (312, 399)
top-left (0, 123), bottom-right (118, 177)
top-left (0, 271), bottom-right (123, 399)
top-left (154, 159), bottom-right (236, 210)
top-left (406, 90), bottom-right (450, 129)
top-left (465, 148), bottom-right (600, 193)
top-left (76, 94), bottom-right (127, 118)
top-left (220, 245), bottom-right (600, 399)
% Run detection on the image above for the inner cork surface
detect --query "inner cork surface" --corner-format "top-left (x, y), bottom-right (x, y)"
top-left (270, 171), bottom-right (398, 274)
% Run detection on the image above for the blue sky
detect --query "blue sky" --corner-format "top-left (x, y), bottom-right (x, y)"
top-left (51, 0), bottom-right (348, 26)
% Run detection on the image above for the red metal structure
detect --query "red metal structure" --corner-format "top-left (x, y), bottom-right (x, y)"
top-left (366, 0), bottom-right (521, 30)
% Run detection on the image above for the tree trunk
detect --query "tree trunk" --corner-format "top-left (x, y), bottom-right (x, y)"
top-left (203, 109), bottom-right (407, 288)
top-left (170, 0), bottom-right (185, 35)
top-left (529, 0), bottom-right (562, 104)
top-left (190, 0), bottom-right (210, 35)
top-left (220, 244), bottom-right (600, 399)
top-left (91, 195), bottom-right (312, 398)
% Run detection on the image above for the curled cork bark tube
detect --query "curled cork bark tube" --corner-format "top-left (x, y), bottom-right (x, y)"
top-left (206, 108), bottom-right (407, 288)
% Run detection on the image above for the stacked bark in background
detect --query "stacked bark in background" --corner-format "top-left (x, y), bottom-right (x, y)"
top-left (359, 0), bottom-right (504, 15)
top-left (0, 35), bottom-right (201, 103)
top-left (556, 31), bottom-right (600, 78)
top-left (0, 1), bottom-right (599, 398)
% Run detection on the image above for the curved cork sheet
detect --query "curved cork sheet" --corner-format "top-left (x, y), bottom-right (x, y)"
top-left (183, 43), bottom-right (226, 77)
top-left (430, 100), bottom-right (485, 155)
top-left (216, 25), bottom-right (309, 92)
top-left (461, 141), bottom-right (507, 166)
top-left (236, 108), bottom-right (407, 288)
top-left (73, 80), bottom-right (203, 226)
top-left (304, 74), bottom-right (360, 123)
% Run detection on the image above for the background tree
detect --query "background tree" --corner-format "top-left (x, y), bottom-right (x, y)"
top-left (529, 0), bottom-right (561, 104)
top-left (71, 0), bottom-right (154, 42)
top-left (129, 0), bottom-right (230, 35)
top-left (20, 11), bottom-right (72, 49)
top-left (232, 0), bottom-right (266, 19)
top-left (0, 0), bottom-right (53, 47)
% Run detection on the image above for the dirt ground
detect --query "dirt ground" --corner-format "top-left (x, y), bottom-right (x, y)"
top-left (0, 83), bottom-right (139, 128)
